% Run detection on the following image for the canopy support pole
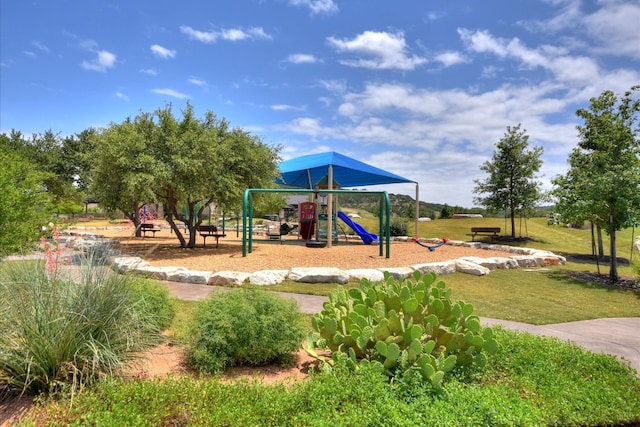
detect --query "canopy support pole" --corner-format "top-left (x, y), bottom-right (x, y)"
top-left (415, 182), bottom-right (419, 238)
top-left (327, 165), bottom-right (334, 248)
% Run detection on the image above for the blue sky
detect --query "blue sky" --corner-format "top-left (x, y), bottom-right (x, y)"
top-left (1, 0), bottom-right (639, 207)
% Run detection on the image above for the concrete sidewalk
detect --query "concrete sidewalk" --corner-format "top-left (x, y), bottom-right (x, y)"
top-left (163, 280), bottom-right (640, 375)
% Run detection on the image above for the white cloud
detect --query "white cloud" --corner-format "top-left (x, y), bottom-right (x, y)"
top-left (433, 51), bottom-right (468, 67)
top-left (481, 65), bottom-right (501, 78)
top-left (583, 0), bottom-right (640, 60)
top-left (317, 79), bottom-right (347, 93)
top-left (287, 53), bottom-right (319, 64)
top-left (458, 28), bottom-right (604, 85)
top-left (23, 51), bottom-right (36, 58)
top-left (180, 26), bottom-right (217, 43)
top-left (32, 41), bottom-right (51, 54)
top-left (279, 79), bottom-right (583, 205)
top-left (140, 68), bottom-right (158, 76)
top-left (180, 25), bottom-right (272, 43)
top-left (150, 88), bottom-right (190, 99)
top-left (327, 31), bottom-right (427, 70)
top-left (285, 117), bottom-right (326, 137)
top-left (188, 77), bottom-right (207, 86)
top-left (115, 92), bottom-right (130, 101)
top-left (271, 104), bottom-right (306, 111)
top-left (288, 0), bottom-right (338, 15)
top-left (150, 44), bottom-right (176, 59)
top-left (81, 50), bottom-right (117, 72)
top-left (519, 0), bottom-right (582, 33)
top-left (522, 0), bottom-right (640, 60)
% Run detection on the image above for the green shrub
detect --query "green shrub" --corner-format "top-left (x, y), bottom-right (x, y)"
top-left (26, 329), bottom-right (640, 426)
top-left (389, 220), bottom-right (408, 236)
top-left (129, 278), bottom-right (176, 331)
top-left (0, 247), bottom-right (167, 396)
top-left (186, 288), bottom-right (305, 373)
top-left (305, 271), bottom-right (498, 388)
top-left (631, 254), bottom-right (640, 281)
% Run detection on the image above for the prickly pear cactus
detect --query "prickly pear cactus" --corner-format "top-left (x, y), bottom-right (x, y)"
top-left (305, 271), bottom-right (499, 387)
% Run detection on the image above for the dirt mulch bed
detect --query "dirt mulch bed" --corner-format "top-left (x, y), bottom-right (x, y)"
top-left (566, 271), bottom-right (639, 290)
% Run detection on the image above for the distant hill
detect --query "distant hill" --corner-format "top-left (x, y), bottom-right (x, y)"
top-left (336, 192), bottom-right (553, 219)
top-left (336, 192), bottom-right (481, 218)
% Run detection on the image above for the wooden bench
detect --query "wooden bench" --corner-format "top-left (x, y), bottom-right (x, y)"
top-left (140, 223), bottom-right (161, 237)
top-left (197, 224), bottom-right (226, 248)
top-left (466, 227), bottom-right (500, 241)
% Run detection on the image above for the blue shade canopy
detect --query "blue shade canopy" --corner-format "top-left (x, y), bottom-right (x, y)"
top-left (277, 151), bottom-right (414, 189)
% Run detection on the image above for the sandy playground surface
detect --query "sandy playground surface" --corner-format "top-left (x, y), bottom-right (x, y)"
top-left (82, 224), bottom-right (513, 273)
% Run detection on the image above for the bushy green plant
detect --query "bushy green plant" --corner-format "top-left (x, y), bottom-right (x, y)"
top-left (129, 278), bottom-right (176, 331)
top-left (631, 254), bottom-right (640, 281)
top-left (389, 220), bottom-right (408, 237)
top-left (186, 288), bottom-right (305, 373)
top-left (0, 232), bottom-right (167, 396)
top-left (305, 271), bottom-right (498, 387)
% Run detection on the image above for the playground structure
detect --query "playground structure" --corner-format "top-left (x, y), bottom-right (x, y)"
top-left (242, 188), bottom-right (392, 258)
top-left (277, 151), bottom-right (419, 241)
top-left (336, 211), bottom-right (379, 245)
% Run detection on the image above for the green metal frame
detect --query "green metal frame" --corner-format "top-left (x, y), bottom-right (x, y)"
top-left (242, 188), bottom-right (392, 258)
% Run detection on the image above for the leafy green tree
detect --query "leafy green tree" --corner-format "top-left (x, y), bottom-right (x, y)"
top-left (552, 86), bottom-right (640, 282)
top-left (0, 136), bottom-right (52, 255)
top-left (473, 124), bottom-right (544, 238)
top-left (2, 130), bottom-right (86, 216)
top-left (91, 103), bottom-right (281, 247)
top-left (440, 204), bottom-right (453, 219)
top-left (90, 118), bottom-right (157, 233)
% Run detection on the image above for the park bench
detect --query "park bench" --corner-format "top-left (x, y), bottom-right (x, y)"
top-left (467, 227), bottom-right (501, 241)
top-left (197, 224), bottom-right (226, 248)
top-left (140, 223), bottom-right (161, 237)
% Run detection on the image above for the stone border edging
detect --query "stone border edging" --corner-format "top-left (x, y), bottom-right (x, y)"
top-left (101, 236), bottom-right (565, 287)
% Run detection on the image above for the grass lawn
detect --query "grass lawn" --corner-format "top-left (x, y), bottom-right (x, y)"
top-left (11, 215), bottom-right (639, 426)
top-left (261, 216), bottom-right (640, 324)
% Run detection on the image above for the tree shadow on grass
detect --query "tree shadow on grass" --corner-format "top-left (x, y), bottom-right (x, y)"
top-left (545, 268), bottom-right (639, 297)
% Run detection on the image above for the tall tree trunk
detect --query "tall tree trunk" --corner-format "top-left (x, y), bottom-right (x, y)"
top-left (596, 224), bottom-right (605, 259)
top-left (164, 190), bottom-right (188, 248)
top-left (130, 200), bottom-right (142, 237)
top-left (510, 205), bottom-right (516, 238)
top-left (590, 221), bottom-right (600, 274)
top-left (609, 208), bottom-right (618, 282)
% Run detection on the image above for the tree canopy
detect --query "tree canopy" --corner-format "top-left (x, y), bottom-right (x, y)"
top-left (91, 103), bottom-right (281, 248)
top-left (0, 135), bottom-right (53, 255)
top-left (552, 86), bottom-right (640, 282)
top-left (473, 124), bottom-right (544, 238)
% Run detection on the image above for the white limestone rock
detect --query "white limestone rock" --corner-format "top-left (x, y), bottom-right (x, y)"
top-left (411, 261), bottom-right (456, 275)
top-left (167, 270), bottom-right (212, 284)
top-left (455, 259), bottom-right (491, 276)
top-left (509, 256), bottom-right (542, 268)
top-left (379, 267), bottom-right (415, 281)
top-left (111, 256), bottom-right (149, 273)
top-left (133, 265), bottom-right (187, 280)
top-left (208, 271), bottom-right (250, 286)
top-left (288, 267), bottom-right (350, 284)
top-left (250, 270), bottom-right (289, 286)
top-left (345, 269), bottom-right (385, 282)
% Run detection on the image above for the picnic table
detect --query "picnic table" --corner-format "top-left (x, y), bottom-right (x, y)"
top-left (197, 224), bottom-right (226, 248)
top-left (140, 223), bottom-right (161, 237)
top-left (466, 227), bottom-right (500, 241)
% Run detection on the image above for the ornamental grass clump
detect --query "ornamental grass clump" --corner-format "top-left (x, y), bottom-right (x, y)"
top-left (305, 271), bottom-right (499, 388)
top-left (0, 227), bottom-right (173, 396)
top-left (186, 288), bottom-right (305, 374)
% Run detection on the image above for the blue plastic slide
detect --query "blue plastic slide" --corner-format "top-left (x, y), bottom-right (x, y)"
top-left (337, 211), bottom-right (379, 245)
